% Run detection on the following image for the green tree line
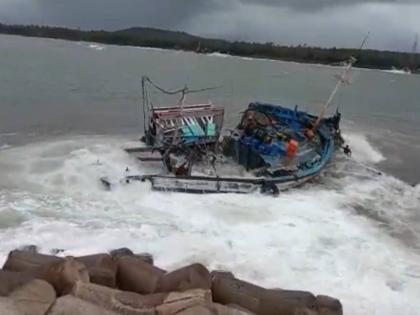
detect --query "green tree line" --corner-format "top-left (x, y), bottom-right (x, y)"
top-left (0, 23), bottom-right (418, 71)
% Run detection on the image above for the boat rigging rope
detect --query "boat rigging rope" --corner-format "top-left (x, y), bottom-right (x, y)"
top-left (142, 76), bottom-right (221, 96)
top-left (141, 75), bottom-right (223, 172)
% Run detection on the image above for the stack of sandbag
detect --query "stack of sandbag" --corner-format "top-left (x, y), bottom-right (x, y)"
top-left (0, 246), bottom-right (343, 315)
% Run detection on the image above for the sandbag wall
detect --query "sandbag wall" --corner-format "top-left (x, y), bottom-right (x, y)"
top-left (0, 247), bottom-right (343, 315)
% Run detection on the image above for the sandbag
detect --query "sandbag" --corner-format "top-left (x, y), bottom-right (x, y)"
top-left (71, 281), bottom-right (166, 315)
top-left (156, 263), bottom-right (211, 293)
top-left (0, 270), bottom-right (34, 296)
top-left (2, 250), bottom-right (63, 272)
top-left (39, 257), bottom-right (90, 296)
top-left (211, 272), bottom-right (318, 315)
top-left (76, 254), bottom-right (117, 287)
top-left (116, 255), bottom-right (166, 294)
top-left (9, 279), bottom-right (56, 315)
top-left (47, 295), bottom-right (118, 315)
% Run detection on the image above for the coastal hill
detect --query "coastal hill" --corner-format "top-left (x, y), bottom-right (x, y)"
top-left (0, 23), bottom-right (418, 71)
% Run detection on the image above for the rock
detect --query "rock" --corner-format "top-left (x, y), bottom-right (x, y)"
top-left (213, 304), bottom-right (255, 315)
top-left (1, 255), bottom-right (89, 297)
top-left (176, 304), bottom-right (256, 315)
top-left (156, 263), bottom-right (211, 293)
top-left (9, 279), bottom-right (56, 315)
top-left (175, 305), bottom-right (215, 315)
top-left (0, 297), bottom-right (20, 315)
top-left (110, 248), bottom-right (134, 259)
top-left (316, 295), bottom-right (343, 315)
top-left (50, 248), bottom-right (65, 255)
top-left (71, 281), bottom-right (166, 314)
top-left (76, 254), bottom-right (117, 287)
top-left (0, 270), bottom-right (34, 296)
top-left (211, 271), bottom-right (234, 279)
top-left (18, 244), bottom-right (39, 253)
top-left (134, 253), bottom-right (154, 265)
top-left (155, 289), bottom-right (212, 315)
top-left (176, 304), bottom-right (254, 315)
top-left (40, 257), bottom-right (90, 296)
top-left (211, 272), bottom-right (318, 315)
top-left (47, 295), bottom-right (118, 315)
top-left (2, 250), bottom-right (63, 272)
top-left (110, 248), bottom-right (155, 265)
top-left (116, 255), bottom-right (166, 294)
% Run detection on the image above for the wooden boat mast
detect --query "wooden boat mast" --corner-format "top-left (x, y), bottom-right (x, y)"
top-left (310, 33), bottom-right (369, 134)
top-left (310, 56), bottom-right (356, 133)
top-left (410, 34), bottom-right (418, 73)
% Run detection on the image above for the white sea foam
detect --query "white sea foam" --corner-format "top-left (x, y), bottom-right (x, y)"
top-left (0, 135), bottom-right (419, 315)
top-left (0, 132), bottom-right (17, 137)
top-left (343, 133), bottom-right (385, 164)
top-left (0, 144), bottom-right (11, 150)
top-left (88, 44), bottom-right (106, 51)
top-left (207, 52), bottom-right (231, 58)
top-left (383, 69), bottom-right (411, 75)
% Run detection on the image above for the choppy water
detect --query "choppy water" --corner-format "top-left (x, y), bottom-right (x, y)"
top-left (1, 34), bottom-right (420, 315)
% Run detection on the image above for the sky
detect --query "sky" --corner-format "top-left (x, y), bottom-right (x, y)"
top-left (0, 0), bottom-right (419, 51)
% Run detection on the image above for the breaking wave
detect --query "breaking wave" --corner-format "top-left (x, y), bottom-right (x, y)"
top-left (383, 69), bottom-right (411, 75)
top-left (0, 135), bottom-right (419, 315)
top-left (88, 44), bottom-right (106, 51)
top-left (343, 133), bottom-right (385, 164)
top-left (0, 132), bottom-right (18, 137)
top-left (207, 52), bottom-right (231, 58)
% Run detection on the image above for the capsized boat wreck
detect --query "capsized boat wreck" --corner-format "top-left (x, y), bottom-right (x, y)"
top-left (101, 57), bottom-right (356, 195)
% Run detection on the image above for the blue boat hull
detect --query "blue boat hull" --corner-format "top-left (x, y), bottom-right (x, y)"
top-left (102, 102), bottom-right (342, 195)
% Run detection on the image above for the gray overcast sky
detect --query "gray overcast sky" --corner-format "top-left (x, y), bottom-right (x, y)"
top-left (0, 0), bottom-right (419, 51)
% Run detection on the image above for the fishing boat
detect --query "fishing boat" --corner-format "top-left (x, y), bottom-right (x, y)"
top-left (101, 57), bottom-right (356, 195)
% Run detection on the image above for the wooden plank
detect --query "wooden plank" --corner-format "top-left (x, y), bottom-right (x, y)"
top-left (137, 157), bottom-right (163, 162)
top-left (124, 146), bottom-right (161, 153)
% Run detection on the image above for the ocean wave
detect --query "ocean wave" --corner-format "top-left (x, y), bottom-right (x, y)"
top-left (0, 132), bottom-right (17, 137)
top-left (88, 44), bottom-right (106, 51)
top-left (207, 52), bottom-right (231, 58)
top-left (383, 69), bottom-right (411, 75)
top-left (0, 136), bottom-right (419, 315)
top-left (343, 133), bottom-right (385, 164)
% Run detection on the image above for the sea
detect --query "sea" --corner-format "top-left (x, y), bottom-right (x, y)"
top-left (1, 34), bottom-right (420, 315)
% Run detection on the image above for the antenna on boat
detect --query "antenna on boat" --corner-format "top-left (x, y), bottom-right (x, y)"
top-left (308, 33), bottom-right (369, 136)
top-left (409, 33), bottom-right (418, 73)
top-left (359, 31), bottom-right (370, 51)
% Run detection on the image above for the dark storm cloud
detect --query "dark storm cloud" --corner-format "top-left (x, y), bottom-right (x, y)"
top-left (1, 0), bottom-right (420, 51)
top-left (0, 0), bottom-right (228, 30)
top-left (239, 0), bottom-right (420, 10)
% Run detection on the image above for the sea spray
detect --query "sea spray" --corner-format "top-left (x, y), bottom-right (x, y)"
top-left (0, 135), bottom-right (419, 315)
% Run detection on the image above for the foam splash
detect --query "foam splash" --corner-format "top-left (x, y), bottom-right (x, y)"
top-left (0, 132), bottom-right (18, 137)
top-left (207, 52), bottom-right (231, 58)
top-left (383, 69), bottom-right (411, 75)
top-left (88, 44), bottom-right (106, 51)
top-left (0, 136), bottom-right (419, 315)
top-left (343, 133), bottom-right (385, 164)
top-left (0, 144), bottom-right (11, 150)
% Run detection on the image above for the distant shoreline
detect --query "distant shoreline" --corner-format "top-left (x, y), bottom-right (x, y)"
top-left (0, 23), bottom-right (418, 71)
